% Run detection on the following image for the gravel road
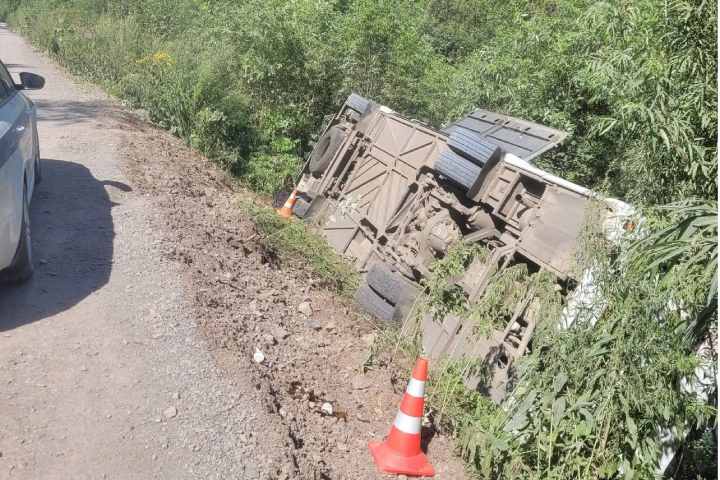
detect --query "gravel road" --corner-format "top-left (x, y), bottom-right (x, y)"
top-left (0, 24), bottom-right (469, 480)
top-left (0, 24), bottom-right (281, 480)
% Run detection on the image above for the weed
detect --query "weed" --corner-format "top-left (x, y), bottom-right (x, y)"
top-left (241, 201), bottom-right (358, 297)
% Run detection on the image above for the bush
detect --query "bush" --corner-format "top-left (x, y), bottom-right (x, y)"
top-left (5, 0), bottom-right (715, 205)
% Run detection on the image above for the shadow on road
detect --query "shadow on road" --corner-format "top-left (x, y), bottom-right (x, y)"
top-left (35, 99), bottom-right (109, 126)
top-left (0, 159), bottom-right (130, 330)
top-left (33, 98), bottom-right (151, 131)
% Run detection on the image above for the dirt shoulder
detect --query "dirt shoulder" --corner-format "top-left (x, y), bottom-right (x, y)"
top-left (120, 114), bottom-right (469, 478)
top-left (0, 22), bottom-right (468, 480)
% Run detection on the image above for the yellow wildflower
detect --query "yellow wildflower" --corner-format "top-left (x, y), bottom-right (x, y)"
top-left (136, 51), bottom-right (174, 66)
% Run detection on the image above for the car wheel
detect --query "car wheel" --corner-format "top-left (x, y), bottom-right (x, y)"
top-left (355, 283), bottom-right (397, 324)
top-left (33, 129), bottom-right (41, 185)
top-left (3, 184), bottom-right (33, 283)
top-left (34, 151), bottom-right (41, 185)
top-left (366, 262), bottom-right (419, 307)
top-left (309, 125), bottom-right (345, 175)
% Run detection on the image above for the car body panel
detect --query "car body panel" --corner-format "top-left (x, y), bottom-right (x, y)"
top-left (0, 63), bottom-right (38, 273)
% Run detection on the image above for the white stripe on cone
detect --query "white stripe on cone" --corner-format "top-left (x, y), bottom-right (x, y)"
top-left (393, 410), bottom-right (422, 435)
top-left (406, 378), bottom-right (425, 398)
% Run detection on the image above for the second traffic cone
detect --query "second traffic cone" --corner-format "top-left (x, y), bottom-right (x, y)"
top-left (369, 357), bottom-right (435, 477)
top-left (276, 189), bottom-right (298, 219)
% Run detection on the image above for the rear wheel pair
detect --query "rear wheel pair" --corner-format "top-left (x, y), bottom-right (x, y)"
top-left (434, 131), bottom-right (501, 193)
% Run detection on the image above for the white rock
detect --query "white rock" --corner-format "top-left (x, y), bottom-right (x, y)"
top-left (297, 302), bottom-right (313, 316)
top-left (163, 406), bottom-right (177, 419)
top-left (321, 402), bottom-right (333, 416)
top-left (253, 348), bottom-right (265, 364)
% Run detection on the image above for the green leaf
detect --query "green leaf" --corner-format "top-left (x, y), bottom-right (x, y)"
top-left (552, 397), bottom-right (566, 427)
top-left (626, 416), bottom-right (638, 448)
top-left (553, 372), bottom-right (568, 395)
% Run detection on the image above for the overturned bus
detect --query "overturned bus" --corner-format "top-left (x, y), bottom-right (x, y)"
top-left (290, 94), bottom-right (632, 402)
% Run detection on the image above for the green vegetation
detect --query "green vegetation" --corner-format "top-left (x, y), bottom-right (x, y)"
top-left (2, 0), bottom-right (716, 205)
top-left (420, 203), bottom-right (716, 479)
top-left (424, 243), bottom-right (563, 337)
top-left (1, 0), bottom-right (716, 478)
top-left (459, 226), bottom-right (715, 478)
top-left (242, 201), bottom-right (358, 297)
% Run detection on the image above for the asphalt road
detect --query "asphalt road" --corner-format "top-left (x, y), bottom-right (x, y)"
top-left (0, 24), bottom-right (265, 480)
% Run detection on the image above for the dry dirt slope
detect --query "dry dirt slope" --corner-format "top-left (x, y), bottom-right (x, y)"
top-left (0, 24), bottom-right (468, 479)
top-left (119, 74), bottom-right (469, 480)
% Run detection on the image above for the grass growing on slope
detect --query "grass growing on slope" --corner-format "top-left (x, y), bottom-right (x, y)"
top-left (241, 201), bottom-right (358, 298)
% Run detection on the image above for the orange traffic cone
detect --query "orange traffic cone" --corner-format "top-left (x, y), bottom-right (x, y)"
top-left (369, 358), bottom-right (435, 477)
top-left (276, 189), bottom-right (298, 219)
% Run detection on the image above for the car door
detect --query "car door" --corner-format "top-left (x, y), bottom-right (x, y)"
top-left (0, 63), bottom-right (30, 270)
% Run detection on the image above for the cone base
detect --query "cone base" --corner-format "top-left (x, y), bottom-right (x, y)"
top-left (369, 440), bottom-right (435, 477)
top-left (276, 208), bottom-right (293, 219)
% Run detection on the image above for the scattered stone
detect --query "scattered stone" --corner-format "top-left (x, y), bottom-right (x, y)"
top-left (297, 302), bottom-right (313, 316)
top-left (253, 348), bottom-right (265, 364)
top-left (351, 374), bottom-right (372, 390)
top-left (336, 442), bottom-right (348, 452)
top-left (173, 391), bottom-right (180, 401)
top-left (305, 318), bottom-right (322, 331)
top-left (163, 406), bottom-right (177, 419)
top-left (320, 402), bottom-right (333, 416)
top-left (271, 325), bottom-right (289, 340)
